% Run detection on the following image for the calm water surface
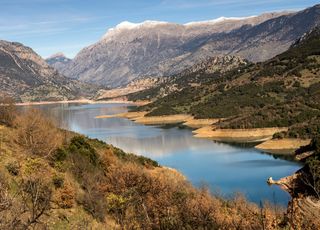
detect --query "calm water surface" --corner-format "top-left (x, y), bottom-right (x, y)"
top-left (21, 103), bottom-right (302, 205)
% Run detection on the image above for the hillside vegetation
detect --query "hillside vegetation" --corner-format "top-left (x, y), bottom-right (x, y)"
top-left (2, 101), bottom-right (319, 229)
top-left (130, 27), bottom-right (320, 139)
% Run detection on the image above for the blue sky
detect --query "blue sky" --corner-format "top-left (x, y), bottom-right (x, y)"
top-left (0, 0), bottom-right (318, 58)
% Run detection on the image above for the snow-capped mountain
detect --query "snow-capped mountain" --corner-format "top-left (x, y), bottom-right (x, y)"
top-left (49, 5), bottom-right (320, 87)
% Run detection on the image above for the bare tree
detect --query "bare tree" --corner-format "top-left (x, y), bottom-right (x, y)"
top-left (14, 109), bottom-right (63, 157)
top-left (20, 177), bottom-right (52, 229)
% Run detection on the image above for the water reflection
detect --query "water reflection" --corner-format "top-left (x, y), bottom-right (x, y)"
top-left (19, 103), bottom-right (302, 205)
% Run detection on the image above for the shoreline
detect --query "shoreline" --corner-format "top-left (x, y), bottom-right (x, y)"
top-left (97, 111), bottom-right (308, 154)
top-left (15, 99), bottom-right (140, 106)
top-left (255, 138), bottom-right (311, 155)
top-left (193, 126), bottom-right (288, 143)
top-left (96, 112), bottom-right (218, 127)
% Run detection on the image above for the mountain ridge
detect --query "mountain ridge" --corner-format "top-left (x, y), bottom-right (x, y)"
top-left (49, 5), bottom-right (320, 88)
top-left (50, 10), bottom-right (293, 87)
top-left (0, 40), bottom-right (98, 102)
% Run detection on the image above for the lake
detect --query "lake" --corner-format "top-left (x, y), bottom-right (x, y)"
top-left (20, 102), bottom-right (301, 205)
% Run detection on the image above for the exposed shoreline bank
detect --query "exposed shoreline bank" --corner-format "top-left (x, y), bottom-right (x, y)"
top-left (95, 111), bottom-right (307, 154)
top-left (255, 138), bottom-right (311, 155)
top-left (193, 126), bottom-right (288, 143)
top-left (96, 112), bottom-right (218, 127)
top-left (15, 99), bottom-right (142, 106)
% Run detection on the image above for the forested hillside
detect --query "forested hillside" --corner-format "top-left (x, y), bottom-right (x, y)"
top-left (131, 26), bottom-right (320, 138)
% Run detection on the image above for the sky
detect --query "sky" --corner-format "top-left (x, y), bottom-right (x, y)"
top-left (0, 0), bottom-right (318, 58)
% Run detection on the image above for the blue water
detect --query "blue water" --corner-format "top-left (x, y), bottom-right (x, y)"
top-left (21, 103), bottom-right (302, 205)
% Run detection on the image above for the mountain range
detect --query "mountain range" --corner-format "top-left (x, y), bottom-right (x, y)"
top-left (0, 41), bottom-right (98, 102)
top-left (47, 4), bottom-right (320, 87)
top-left (1, 4), bottom-right (320, 103)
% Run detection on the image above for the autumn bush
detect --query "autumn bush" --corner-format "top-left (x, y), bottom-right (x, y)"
top-left (54, 182), bottom-right (76, 209)
top-left (0, 175), bottom-right (52, 229)
top-left (0, 96), bottom-right (16, 127)
top-left (13, 109), bottom-right (63, 157)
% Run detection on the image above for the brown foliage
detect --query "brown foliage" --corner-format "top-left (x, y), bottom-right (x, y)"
top-left (91, 152), bottom-right (293, 230)
top-left (0, 96), bottom-right (16, 127)
top-left (0, 175), bottom-right (52, 230)
top-left (14, 109), bottom-right (63, 157)
top-left (54, 182), bottom-right (76, 209)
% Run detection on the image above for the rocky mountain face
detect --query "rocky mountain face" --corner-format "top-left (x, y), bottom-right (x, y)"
top-left (128, 55), bottom-right (248, 100)
top-left (51, 4), bottom-right (320, 88)
top-left (55, 12), bottom-right (288, 87)
top-left (0, 41), bottom-right (98, 102)
top-left (45, 52), bottom-right (71, 72)
top-left (96, 55), bottom-right (246, 100)
top-left (96, 76), bottom-right (167, 100)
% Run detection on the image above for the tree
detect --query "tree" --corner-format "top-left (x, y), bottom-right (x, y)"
top-left (0, 175), bottom-right (52, 229)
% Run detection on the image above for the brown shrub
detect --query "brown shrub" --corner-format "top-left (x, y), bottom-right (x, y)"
top-left (54, 182), bottom-right (76, 209)
top-left (0, 175), bottom-right (52, 230)
top-left (0, 96), bottom-right (16, 127)
top-left (14, 109), bottom-right (63, 157)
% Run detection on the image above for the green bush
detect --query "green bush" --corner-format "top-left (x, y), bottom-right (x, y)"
top-left (113, 147), bottom-right (159, 168)
top-left (52, 148), bottom-right (68, 162)
top-left (68, 136), bottom-right (99, 166)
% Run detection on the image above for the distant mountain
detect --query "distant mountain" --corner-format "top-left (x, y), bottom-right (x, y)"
top-left (45, 52), bottom-right (71, 72)
top-left (53, 5), bottom-right (320, 88)
top-left (56, 12), bottom-right (288, 87)
top-left (131, 26), bottom-right (320, 138)
top-left (0, 41), bottom-right (98, 102)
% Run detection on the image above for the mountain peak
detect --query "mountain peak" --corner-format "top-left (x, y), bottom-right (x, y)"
top-left (115, 20), bottom-right (168, 30)
top-left (102, 20), bottom-right (169, 39)
top-left (46, 52), bottom-right (71, 68)
top-left (184, 16), bottom-right (257, 26)
top-left (48, 52), bottom-right (67, 59)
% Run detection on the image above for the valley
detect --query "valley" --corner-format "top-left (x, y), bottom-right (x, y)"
top-left (1, 2), bottom-right (320, 229)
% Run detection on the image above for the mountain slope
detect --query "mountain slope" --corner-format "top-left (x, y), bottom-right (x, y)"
top-left (56, 5), bottom-right (320, 87)
top-left (45, 52), bottom-right (71, 73)
top-left (132, 26), bottom-right (320, 138)
top-left (57, 12), bottom-right (288, 87)
top-left (0, 41), bottom-right (98, 102)
top-left (128, 55), bottom-right (248, 101)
